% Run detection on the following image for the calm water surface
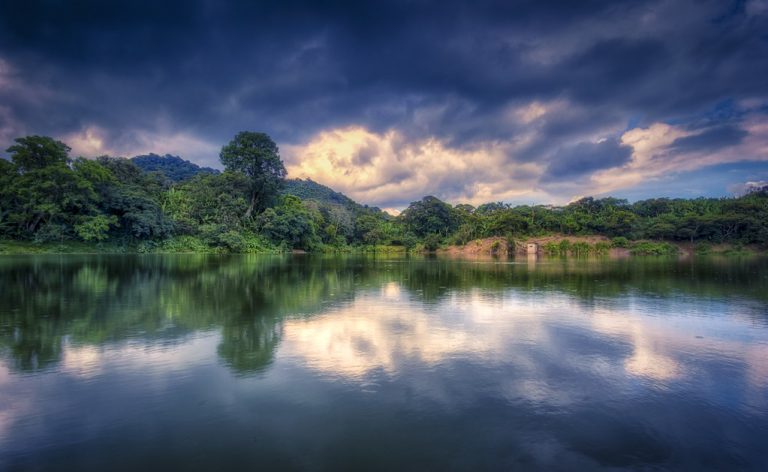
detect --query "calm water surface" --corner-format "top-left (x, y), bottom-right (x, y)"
top-left (1, 255), bottom-right (767, 471)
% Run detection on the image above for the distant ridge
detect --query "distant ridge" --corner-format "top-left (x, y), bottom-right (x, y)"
top-left (282, 178), bottom-right (382, 213)
top-left (132, 153), bottom-right (219, 182)
top-left (131, 154), bottom-right (383, 214)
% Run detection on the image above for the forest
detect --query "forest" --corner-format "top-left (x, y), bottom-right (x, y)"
top-left (1, 132), bottom-right (767, 255)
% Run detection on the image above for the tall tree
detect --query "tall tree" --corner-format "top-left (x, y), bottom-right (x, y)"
top-left (219, 132), bottom-right (286, 218)
top-left (3, 137), bottom-right (102, 239)
top-left (7, 136), bottom-right (70, 172)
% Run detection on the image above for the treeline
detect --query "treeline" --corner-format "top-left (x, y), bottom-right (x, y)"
top-left (399, 192), bottom-right (768, 250)
top-left (1, 132), bottom-right (767, 253)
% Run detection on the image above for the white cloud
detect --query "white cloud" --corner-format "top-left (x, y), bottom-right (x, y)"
top-left (586, 123), bottom-right (691, 193)
top-left (589, 113), bottom-right (768, 196)
top-left (728, 180), bottom-right (768, 196)
top-left (508, 99), bottom-right (568, 125)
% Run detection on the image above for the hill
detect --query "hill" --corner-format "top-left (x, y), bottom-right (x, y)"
top-left (282, 178), bottom-right (382, 214)
top-left (132, 154), bottom-right (219, 182)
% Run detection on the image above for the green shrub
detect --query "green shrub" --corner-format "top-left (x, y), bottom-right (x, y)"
top-left (593, 241), bottom-right (611, 255)
top-left (543, 241), bottom-right (560, 255)
top-left (401, 233), bottom-right (419, 251)
top-left (160, 235), bottom-right (210, 253)
top-left (694, 242), bottom-right (712, 255)
top-left (611, 236), bottom-right (630, 248)
top-left (558, 239), bottom-right (571, 255)
top-left (360, 245), bottom-right (407, 254)
top-left (136, 240), bottom-right (158, 253)
top-left (722, 243), bottom-right (750, 256)
top-left (241, 233), bottom-right (274, 253)
top-left (570, 241), bottom-right (591, 256)
top-left (33, 223), bottom-right (69, 243)
top-left (218, 230), bottom-right (247, 252)
top-left (630, 241), bottom-right (679, 256)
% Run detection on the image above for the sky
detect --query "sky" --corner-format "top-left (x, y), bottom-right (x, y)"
top-left (1, 0), bottom-right (767, 210)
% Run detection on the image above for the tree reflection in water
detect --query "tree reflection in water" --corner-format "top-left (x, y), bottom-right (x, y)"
top-left (0, 254), bottom-right (766, 376)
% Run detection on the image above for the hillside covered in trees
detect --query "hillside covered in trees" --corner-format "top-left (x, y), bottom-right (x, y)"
top-left (132, 153), bottom-right (219, 182)
top-left (1, 133), bottom-right (767, 255)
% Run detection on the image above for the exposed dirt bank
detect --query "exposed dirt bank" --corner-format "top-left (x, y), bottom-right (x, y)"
top-left (437, 235), bottom-right (763, 258)
top-left (437, 235), bottom-right (613, 258)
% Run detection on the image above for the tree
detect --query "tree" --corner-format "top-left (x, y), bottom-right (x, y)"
top-left (400, 196), bottom-right (459, 237)
top-left (176, 172), bottom-right (251, 230)
top-left (7, 136), bottom-right (70, 172)
top-left (0, 159), bottom-right (15, 235)
top-left (484, 209), bottom-right (529, 236)
top-left (219, 132), bottom-right (286, 218)
top-left (354, 213), bottom-right (386, 245)
top-left (218, 314), bottom-right (281, 374)
top-left (3, 138), bottom-right (102, 239)
top-left (97, 157), bottom-right (173, 239)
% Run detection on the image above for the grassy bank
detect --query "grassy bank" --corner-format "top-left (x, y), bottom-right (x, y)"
top-left (0, 238), bottom-right (278, 255)
top-left (1, 237), bottom-right (763, 257)
top-left (0, 239), bottom-right (411, 256)
top-left (0, 240), bottom-right (133, 255)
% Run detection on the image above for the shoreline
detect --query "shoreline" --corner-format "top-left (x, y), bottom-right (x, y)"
top-left (1, 237), bottom-right (762, 257)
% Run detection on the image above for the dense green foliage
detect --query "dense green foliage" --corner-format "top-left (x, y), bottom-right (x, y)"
top-left (283, 178), bottom-right (359, 208)
top-left (2, 133), bottom-right (768, 254)
top-left (0, 134), bottom-right (394, 252)
top-left (132, 153), bottom-right (218, 182)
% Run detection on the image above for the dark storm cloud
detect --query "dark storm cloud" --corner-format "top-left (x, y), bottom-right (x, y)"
top-left (0, 0), bottom-right (767, 176)
top-left (670, 124), bottom-right (748, 152)
top-left (563, 38), bottom-right (672, 107)
top-left (544, 139), bottom-right (633, 181)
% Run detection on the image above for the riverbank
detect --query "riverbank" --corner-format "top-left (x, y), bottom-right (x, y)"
top-left (0, 237), bottom-right (762, 257)
top-left (0, 239), bottom-right (407, 255)
top-left (0, 239), bottom-right (277, 255)
top-left (437, 236), bottom-right (764, 258)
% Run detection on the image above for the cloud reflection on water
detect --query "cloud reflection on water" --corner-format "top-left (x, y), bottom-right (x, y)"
top-left (281, 280), bottom-right (767, 406)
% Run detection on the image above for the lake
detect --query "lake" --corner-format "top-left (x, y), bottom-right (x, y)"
top-left (1, 255), bottom-right (767, 471)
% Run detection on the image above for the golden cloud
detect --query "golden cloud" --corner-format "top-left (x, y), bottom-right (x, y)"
top-left (284, 125), bottom-right (546, 207)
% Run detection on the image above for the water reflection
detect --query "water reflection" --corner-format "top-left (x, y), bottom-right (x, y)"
top-left (0, 255), bottom-right (767, 469)
top-left (1, 255), bottom-right (767, 378)
top-left (282, 281), bottom-right (767, 394)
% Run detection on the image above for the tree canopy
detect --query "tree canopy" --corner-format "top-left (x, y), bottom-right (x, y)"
top-left (219, 131), bottom-right (287, 218)
top-left (7, 136), bottom-right (70, 172)
top-left (132, 153), bottom-right (218, 182)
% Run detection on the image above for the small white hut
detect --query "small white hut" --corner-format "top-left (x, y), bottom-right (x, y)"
top-left (526, 242), bottom-right (539, 255)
